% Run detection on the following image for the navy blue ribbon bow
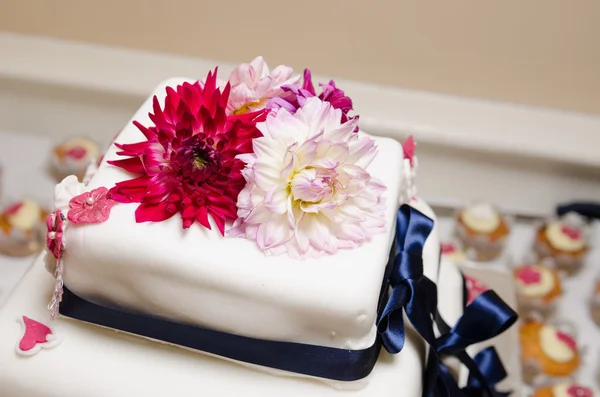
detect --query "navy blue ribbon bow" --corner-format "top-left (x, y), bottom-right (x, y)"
top-left (377, 204), bottom-right (517, 397)
top-left (377, 204), bottom-right (437, 354)
top-left (435, 290), bottom-right (518, 397)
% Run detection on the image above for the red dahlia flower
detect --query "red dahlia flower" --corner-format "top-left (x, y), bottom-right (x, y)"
top-left (108, 69), bottom-right (266, 234)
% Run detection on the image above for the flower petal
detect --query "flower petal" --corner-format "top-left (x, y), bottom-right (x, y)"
top-left (264, 184), bottom-right (289, 214)
top-left (256, 214), bottom-right (293, 249)
top-left (135, 201), bottom-right (177, 223)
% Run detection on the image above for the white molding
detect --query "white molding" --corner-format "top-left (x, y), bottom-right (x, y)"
top-left (1, 32), bottom-right (599, 215)
top-left (1, 32), bottom-right (600, 169)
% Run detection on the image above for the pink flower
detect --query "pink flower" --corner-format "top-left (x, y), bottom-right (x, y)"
top-left (46, 210), bottom-right (64, 259)
top-left (67, 187), bottom-right (115, 224)
top-left (268, 69), bottom-right (356, 125)
top-left (109, 70), bottom-right (266, 234)
top-left (402, 135), bottom-right (416, 167)
top-left (227, 56), bottom-right (300, 115)
top-left (516, 266), bottom-right (542, 285)
top-left (465, 275), bottom-right (489, 305)
top-left (229, 97), bottom-right (386, 259)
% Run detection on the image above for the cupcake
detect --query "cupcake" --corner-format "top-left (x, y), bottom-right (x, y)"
top-left (535, 212), bottom-right (588, 273)
top-left (0, 199), bottom-right (47, 256)
top-left (51, 137), bottom-right (99, 181)
top-left (520, 321), bottom-right (580, 384)
top-left (514, 264), bottom-right (562, 319)
top-left (455, 202), bottom-right (510, 261)
top-left (441, 242), bottom-right (468, 265)
top-left (533, 383), bottom-right (593, 397)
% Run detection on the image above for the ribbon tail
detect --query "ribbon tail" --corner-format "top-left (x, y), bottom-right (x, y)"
top-left (464, 347), bottom-right (510, 397)
top-left (377, 285), bottom-right (410, 354)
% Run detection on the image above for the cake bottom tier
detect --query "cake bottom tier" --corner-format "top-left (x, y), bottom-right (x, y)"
top-left (0, 255), bottom-right (463, 397)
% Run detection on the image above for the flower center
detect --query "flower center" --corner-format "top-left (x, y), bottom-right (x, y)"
top-left (193, 149), bottom-right (210, 170)
top-left (290, 167), bottom-right (337, 204)
top-left (176, 136), bottom-right (220, 185)
top-left (233, 100), bottom-right (265, 115)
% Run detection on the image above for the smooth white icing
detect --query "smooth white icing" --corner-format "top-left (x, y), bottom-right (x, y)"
top-left (460, 203), bottom-right (500, 234)
top-left (539, 325), bottom-right (576, 363)
top-left (5, 199), bottom-right (41, 231)
top-left (56, 78), bottom-right (403, 352)
top-left (438, 256), bottom-right (465, 328)
top-left (516, 265), bottom-right (555, 298)
top-left (0, 207), bottom-right (464, 396)
top-left (545, 222), bottom-right (585, 253)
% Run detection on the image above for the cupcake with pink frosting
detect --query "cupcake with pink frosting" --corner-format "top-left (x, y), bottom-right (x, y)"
top-left (520, 320), bottom-right (580, 385)
top-left (0, 199), bottom-right (46, 256)
top-left (51, 137), bottom-right (99, 181)
top-left (535, 212), bottom-right (589, 273)
top-left (514, 264), bottom-right (562, 319)
top-left (455, 202), bottom-right (511, 261)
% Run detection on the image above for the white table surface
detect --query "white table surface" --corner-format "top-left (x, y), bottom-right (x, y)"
top-left (0, 130), bottom-right (598, 394)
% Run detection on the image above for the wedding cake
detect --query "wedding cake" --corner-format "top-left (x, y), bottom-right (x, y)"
top-left (0, 57), bottom-right (516, 397)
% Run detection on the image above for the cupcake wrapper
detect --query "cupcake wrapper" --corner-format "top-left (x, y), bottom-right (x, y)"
top-left (0, 223), bottom-right (45, 257)
top-left (455, 221), bottom-right (510, 262)
top-left (516, 297), bottom-right (558, 321)
top-left (51, 156), bottom-right (94, 181)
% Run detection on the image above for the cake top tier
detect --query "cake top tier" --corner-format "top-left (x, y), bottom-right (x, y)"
top-left (45, 58), bottom-right (408, 338)
top-left (61, 57), bottom-right (401, 261)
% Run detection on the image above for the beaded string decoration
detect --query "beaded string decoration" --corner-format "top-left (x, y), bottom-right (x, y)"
top-left (400, 136), bottom-right (418, 204)
top-left (46, 210), bottom-right (66, 319)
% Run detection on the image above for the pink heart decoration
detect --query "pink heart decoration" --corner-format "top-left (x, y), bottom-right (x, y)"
top-left (16, 316), bottom-right (60, 356)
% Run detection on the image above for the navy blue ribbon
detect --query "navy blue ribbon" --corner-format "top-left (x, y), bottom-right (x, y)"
top-left (463, 347), bottom-right (510, 397)
top-left (59, 286), bottom-right (380, 381)
top-left (377, 205), bottom-right (447, 397)
top-left (434, 290), bottom-right (517, 397)
top-left (379, 204), bottom-right (517, 397)
top-left (377, 205), bottom-right (437, 354)
top-left (557, 201), bottom-right (600, 220)
top-left (436, 287), bottom-right (513, 397)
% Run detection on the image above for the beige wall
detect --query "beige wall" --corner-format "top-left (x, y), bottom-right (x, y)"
top-left (2, 0), bottom-right (599, 115)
